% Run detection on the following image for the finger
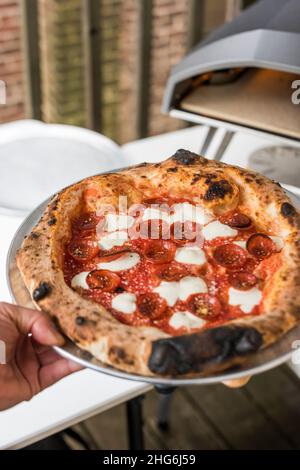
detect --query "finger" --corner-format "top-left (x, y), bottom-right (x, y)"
top-left (34, 343), bottom-right (61, 366)
top-left (222, 376), bottom-right (251, 388)
top-left (36, 347), bottom-right (63, 366)
top-left (0, 301), bottom-right (64, 346)
top-left (39, 358), bottom-right (83, 389)
top-left (32, 338), bottom-right (66, 366)
top-left (32, 340), bottom-right (51, 355)
top-left (32, 340), bottom-right (67, 366)
top-left (16, 335), bottom-right (40, 394)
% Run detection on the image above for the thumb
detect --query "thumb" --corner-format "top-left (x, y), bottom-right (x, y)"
top-left (0, 302), bottom-right (65, 346)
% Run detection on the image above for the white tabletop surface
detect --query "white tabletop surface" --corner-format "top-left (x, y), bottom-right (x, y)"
top-left (0, 123), bottom-right (210, 450)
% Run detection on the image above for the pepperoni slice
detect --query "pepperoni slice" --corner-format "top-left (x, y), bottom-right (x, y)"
top-left (68, 239), bottom-right (99, 261)
top-left (228, 271), bottom-right (257, 290)
top-left (246, 233), bottom-right (276, 259)
top-left (171, 221), bottom-right (202, 245)
top-left (213, 243), bottom-right (247, 269)
top-left (96, 250), bottom-right (129, 263)
top-left (144, 240), bottom-right (176, 264)
top-left (221, 211), bottom-right (252, 229)
top-left (86, 270), bottom-right (120, 291)
top-left (156, 263), bottom-right (189, 281)
top-left (241, 257), bottom-right (257, 272)
top-left (137, 293), bottom-right (167, 320)
top-left (139, 219), bottom-right (170, 239)
top-left (187, 293), bottom-right (222, 319)
top-left (73, 212), bottom-right (103, 235)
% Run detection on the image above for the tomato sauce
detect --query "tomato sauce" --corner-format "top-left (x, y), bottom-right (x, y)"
top-left (63, 202), bottom-right (282, 335)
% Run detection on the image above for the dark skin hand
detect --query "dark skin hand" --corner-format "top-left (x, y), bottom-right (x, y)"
top-left (0, 302), bottom-right (82, 411)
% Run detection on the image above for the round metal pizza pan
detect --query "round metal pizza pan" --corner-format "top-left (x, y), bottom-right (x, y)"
top-left (6, 189), bottom-right (300, 386)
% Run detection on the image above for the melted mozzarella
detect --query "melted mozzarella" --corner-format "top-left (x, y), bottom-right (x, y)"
top-left (202, 220), bottom-right (238, 241)
top-left (154, 276), bottom-right (208, 306)
top-left (142, 207), bottom-right (170, 223)
top-left (105, 214), bottom-right (134, 232)
top-left (228, 287), bottom-right (262, 313)
top-left (270, 235), bottom-right (284, 251)
top-left (98, 252), bottom-right (140, 271)
top-left (112, 292), bottom-right (136, 314)
top-left (98, 231), bottom-right (128, 250)
top-left (233, 240), bottom-right (247, 249)
top-left (169, 311), bottom-right (206, 330)
top-left (71, 271), bottom-right (90, 290)
top-left (141, 202), bottom-right (212, 226)
top-left (172, 202), bottom-right (212, 225)
top-left (179, 276), bottom-right (208, 300)
top-left (175, 246), bottom-right (206, 265)
top-left (153, 281), bottom-right (178, 307)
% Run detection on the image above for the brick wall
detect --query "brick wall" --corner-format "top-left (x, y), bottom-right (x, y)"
top-left (117, 0), bottom-right (231, 141)
top-left (118, 0), bottom-right (139, 143)
top-left (39, 0), bottom-right (86, 126)
top-left (148, 0), bottom-right (189, 136)
top-left (39, 0), bottom-right (123, 138)
top-left (0, 0), bottom-right (235, 140)
top-left (98, 0), bottom-right (122, 141)
top-left (0, 0), bottom-right (25, 123)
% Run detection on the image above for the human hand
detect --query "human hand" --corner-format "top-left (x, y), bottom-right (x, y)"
top-left (0, 302), bottom-right (82, 411)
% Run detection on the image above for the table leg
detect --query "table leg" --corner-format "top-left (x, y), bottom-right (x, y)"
top-left (126, 395), bottom-right (145, 450)
top-left (155, 386), bottom-right (176, 431)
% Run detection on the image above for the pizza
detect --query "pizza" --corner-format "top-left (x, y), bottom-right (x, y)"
top-left (16, 149), bottom-right (300, 377)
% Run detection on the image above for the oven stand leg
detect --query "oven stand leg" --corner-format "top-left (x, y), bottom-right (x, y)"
top-left (126, 395), bottom-right (145, 450)
top-left (199, 126), bottom-right (217, 155)
top-left (155, 386), bottom-right (176, 431)
top-left (213, 130), bottom-right (234, 161)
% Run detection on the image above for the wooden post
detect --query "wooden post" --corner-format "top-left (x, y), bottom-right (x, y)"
top-left (82, 0), bottom-right (101, 131)
top-left (20, 0), bottom-right (41, 119)
top-left (187, 0), bottom-right (206, 50)
top-left (225, 0), bottom-right (242, 22)
top-left (136, 0), bottom-right (152, 139)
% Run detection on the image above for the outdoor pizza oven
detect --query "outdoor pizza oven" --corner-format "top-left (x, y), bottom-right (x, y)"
top-left (163, 0), bottom-right (300, 141)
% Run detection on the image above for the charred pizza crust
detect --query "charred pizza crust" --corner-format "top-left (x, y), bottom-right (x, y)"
top-left (16, 150), bottom-right (300, 376)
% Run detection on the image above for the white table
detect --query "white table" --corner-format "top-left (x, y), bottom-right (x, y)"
top-left (1, 122), bottom-right (299, 449)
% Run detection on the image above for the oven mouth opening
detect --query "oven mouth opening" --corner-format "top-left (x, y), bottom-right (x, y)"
top-left (178, 67), bottom-right (300, 140)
